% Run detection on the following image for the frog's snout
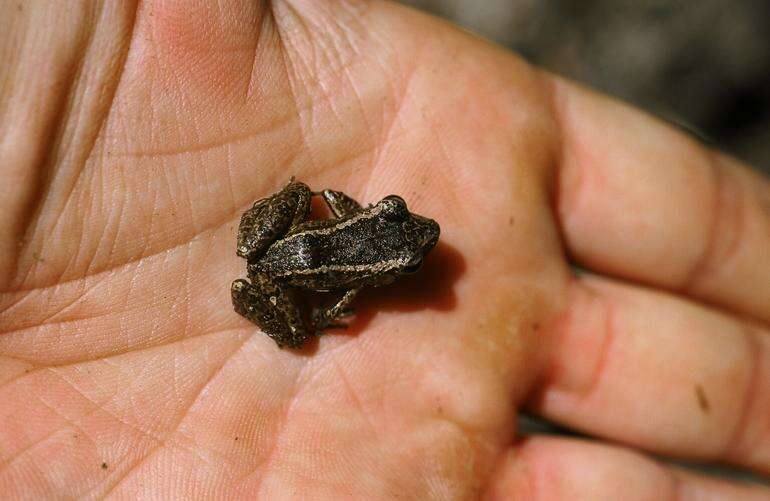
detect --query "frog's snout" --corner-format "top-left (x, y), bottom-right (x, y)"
top-left (415, 216), bottom-right (440, 252)
top-left (426, 219), bottom-right (440, 248)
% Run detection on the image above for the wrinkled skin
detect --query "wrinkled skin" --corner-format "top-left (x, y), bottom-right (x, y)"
top-left (1, 1), bottom-right (770, 499)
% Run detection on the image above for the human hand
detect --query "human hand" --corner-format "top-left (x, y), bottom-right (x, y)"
top-left (1, 1), bottom-right (768, 498)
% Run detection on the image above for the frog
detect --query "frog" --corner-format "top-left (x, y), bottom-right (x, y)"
top-left (231, 179), bottom-right (441, 348)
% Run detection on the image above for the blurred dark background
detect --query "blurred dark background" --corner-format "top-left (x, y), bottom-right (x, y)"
top-left (402, 0), bottom-right (770, 173)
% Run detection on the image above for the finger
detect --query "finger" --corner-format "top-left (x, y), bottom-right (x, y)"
top-left (530, 274), bottom-right (770, 473)
top-left (485, 436), bottom-right (769, 500)
top-left (552, 76), bottom-right (770, 322)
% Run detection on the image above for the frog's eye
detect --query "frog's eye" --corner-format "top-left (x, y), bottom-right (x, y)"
top-left (383, 195), bottom-right (405, 205)
top-left (381, 195), bottom-right (408, 220)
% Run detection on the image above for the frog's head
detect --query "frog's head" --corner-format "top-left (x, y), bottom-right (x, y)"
top-left (378, 195), bottom-right (440, 274)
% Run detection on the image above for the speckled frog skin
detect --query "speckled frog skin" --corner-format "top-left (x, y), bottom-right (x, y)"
top-left (231, 180), bottom-right (440, 348)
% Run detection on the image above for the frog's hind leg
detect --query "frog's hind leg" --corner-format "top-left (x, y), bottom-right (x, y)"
top-left (236, 180), bottom-right (312, 260)
top-left (312, 288), bottom-right (361, 332)
top-left (231, 274), bottom-right (311, 349)
top-left (317, 189), bottom-right (363, 218)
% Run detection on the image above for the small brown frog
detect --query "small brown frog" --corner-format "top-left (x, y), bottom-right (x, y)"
top-left (232, 180), bottom-right (440, 348)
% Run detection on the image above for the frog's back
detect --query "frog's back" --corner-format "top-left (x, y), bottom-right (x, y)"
top-left (260, 211), bottom-right (410, 291)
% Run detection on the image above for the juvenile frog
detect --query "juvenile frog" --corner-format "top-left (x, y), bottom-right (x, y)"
top-left (232, 179), bottom-right (440, 348)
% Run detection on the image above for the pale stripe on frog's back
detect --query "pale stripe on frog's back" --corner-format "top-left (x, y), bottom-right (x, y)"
top-left (270, 203), bottom-right (385, 249)
top-left (259, 210), bottom-right (414, 287)
top-left (273, 257), bottom-right (410, 278)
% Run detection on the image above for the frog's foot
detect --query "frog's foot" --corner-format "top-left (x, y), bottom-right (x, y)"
top-left (232, 275), bottom-right (311, 349)
top-left (311, 288), bottom-right (361, 333)
top-left (231, 279), bottom-right (256, 319)
top-left (311, 308), bottom-right (353, 333)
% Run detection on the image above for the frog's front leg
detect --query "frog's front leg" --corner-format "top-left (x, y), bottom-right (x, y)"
top-left (318, 189), bottom-right (363, 218)
top-left (231, 272), bottom-right (311, 348)
top-left (312, 287), bottom-right (361, 332)
top-left (236, 180), bottom-right (312, 260)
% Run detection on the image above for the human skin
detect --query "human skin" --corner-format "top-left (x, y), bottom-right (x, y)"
top-left (1, 1), bottom-right (769, 499)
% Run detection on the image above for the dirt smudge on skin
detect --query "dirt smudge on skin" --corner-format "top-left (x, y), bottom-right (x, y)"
top-left (695, 384), bottom-right (710, 413)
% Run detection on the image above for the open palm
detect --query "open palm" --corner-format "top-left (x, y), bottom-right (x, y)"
top-left (2, 1), bottom-right (769, 498)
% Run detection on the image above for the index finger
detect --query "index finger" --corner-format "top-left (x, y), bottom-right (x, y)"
top-left (552, 76), bottom-right (770, 322)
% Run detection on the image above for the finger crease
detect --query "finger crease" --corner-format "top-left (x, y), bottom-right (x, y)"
top-left (585, 290), bottom-right (619, 398)
top-left (723, 326), bottom-right (763, 463)
top-left (681, 151), bottom-right (745, 293)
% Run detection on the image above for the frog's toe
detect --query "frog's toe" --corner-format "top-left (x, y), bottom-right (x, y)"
top-left (311, 310), bottom-right (348, 332)
top-left (231, 278), bottom-right (249, 291)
